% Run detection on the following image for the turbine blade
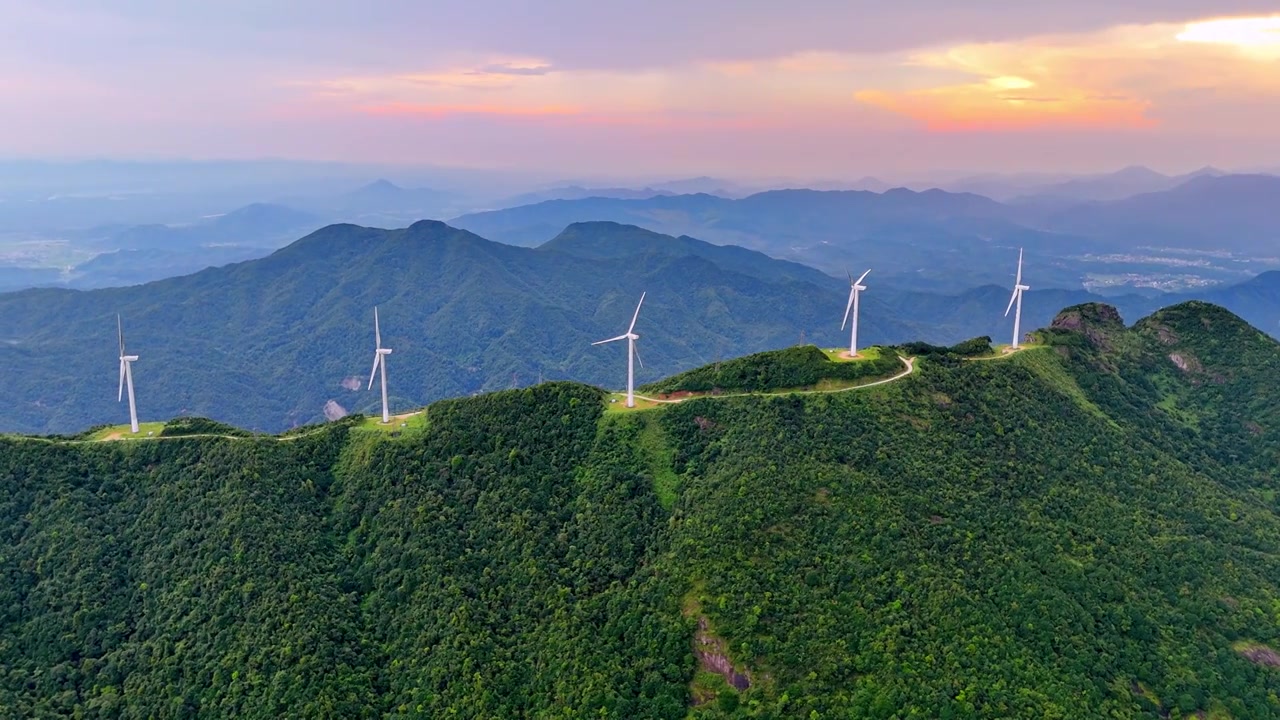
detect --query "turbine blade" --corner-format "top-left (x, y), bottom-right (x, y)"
top-left (1015, 248), bottom-right (1023, 286)
top-left (1004, 288), bottom-right (1018, 317)
top-left (592, 334), bottom-right (629, 346)
top-left (846, 267), bottom-right (852, 285)
top-left (634, 344), bottom-right (644, 369)
top-left (626, 292), bottom-right (646, 334)
top-left (367, 354), bottom-right (380, 390)
top-left (118, 360), bottom-right (125, 402)
top-left (374, 307), bottom-right (381, 349)
top-left (856, 268), bottom-right (871, 286)
top-left (117, 314), bottom-right (124, 355)
top-left (840, 288), bottom-right (856, 330)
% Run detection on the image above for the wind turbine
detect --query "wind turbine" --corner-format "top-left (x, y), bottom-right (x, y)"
top-left (367, 307), bottom-right (393, 423)
top-left (840, 269), bottom-right (871, 357)
top-left (593, 292), bottom-right (645, 408)
top-left (116, 315), bottom-right (140, 434)
top-left (1004, 248), bottom-right (1030, 349)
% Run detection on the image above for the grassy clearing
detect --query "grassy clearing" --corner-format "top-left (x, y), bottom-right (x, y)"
top-left (88, 422), bottom-right (167, 441)
top-left (1013, 348), bottom-right (1118, 428)
top-left (352, 411), bottom-right (429, 434)
top-left (819, 346), bottom-right (882, 363)
top-left (602, 393), bottom-right (661, 413)
top-left (634, 414), bottom-right (681, 510)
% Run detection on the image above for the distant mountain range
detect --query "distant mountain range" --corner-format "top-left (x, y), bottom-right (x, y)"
top-left (453, 174), bottom-right (1280, 285)
top-left (3, 219), bottom-right (1280, 435)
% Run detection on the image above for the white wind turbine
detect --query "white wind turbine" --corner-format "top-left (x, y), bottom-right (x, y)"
top-left (593, 292), bottom-right (645, 408)
top-left (367, 307), bottom-right (393, 423)
top-left (1004, 248), bottom-right (1030, 349)
top-left (840, 268), bottom-right (871, 357)
top-left (116, 315), bottom-right (140, 434)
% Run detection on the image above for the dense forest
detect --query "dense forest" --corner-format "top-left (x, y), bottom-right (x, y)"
top-left (3, 301), bottom-right (1280, 718)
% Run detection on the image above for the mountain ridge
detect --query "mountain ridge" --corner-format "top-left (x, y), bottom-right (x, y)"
top-left (4, 218), bottom-right (1280, 436)
top-left (4, 300), bottom-right (1280, 718)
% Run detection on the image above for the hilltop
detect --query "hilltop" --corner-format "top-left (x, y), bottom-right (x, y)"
top-left (5, 301), bottom-right (1280, 717)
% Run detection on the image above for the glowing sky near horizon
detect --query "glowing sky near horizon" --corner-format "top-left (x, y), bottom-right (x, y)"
top-left (2, 0), bottom-right (1280, 177)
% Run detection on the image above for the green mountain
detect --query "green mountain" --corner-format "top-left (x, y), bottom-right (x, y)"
top-left (5, 218), bottom-right (1280, 437)
top-left (0, 220), bottom-right (926, 435)
top-left (4, 301), bottom-right (1280, 718)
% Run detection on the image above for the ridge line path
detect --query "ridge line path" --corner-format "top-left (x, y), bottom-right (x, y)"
top-left (17, 353), bottom-right (939, 445)
top-left (630, 355), bottom-right (916, 406)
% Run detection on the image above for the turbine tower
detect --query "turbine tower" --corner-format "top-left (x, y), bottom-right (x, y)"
top-left (840, 269), bottom-right (871, 357)
top-left (367, 307), bottom-right (393, 423)
top-left (1004, 248), bottom-right (1030, 349)
top-left (116, 315), bottom-right (140, 434)
top-left (593, 292), bottom-right (646, 408)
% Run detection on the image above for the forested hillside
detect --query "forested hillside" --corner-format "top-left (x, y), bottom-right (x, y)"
top-left (4, 301), bottom-right (1280, 718)
top-left (7, 217), bottom-right (1280, 437)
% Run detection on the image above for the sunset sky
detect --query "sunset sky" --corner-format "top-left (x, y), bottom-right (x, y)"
top-left (3, 0), bottom-right (1280, 178)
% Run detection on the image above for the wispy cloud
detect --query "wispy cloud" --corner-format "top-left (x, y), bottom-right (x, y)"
top-left (358, 102), bottom-right (581, 117)
top-left (470, 63), bottom-right (555, 76)
top-left (855, 14), bottom-right (1280, 131)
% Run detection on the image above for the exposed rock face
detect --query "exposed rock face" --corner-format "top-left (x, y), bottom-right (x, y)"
top-left (340, 377), bottom-right (362, 391)
top-left (1237, 643), bottom-right (1280, 668)
top-left (694, 617), bottom-right (751, 691)
top-left (1050, 303), bottom-right (1126, 349)
top-left (323, 400), bottom-right (348, 421)
top-left (1169, 353), bottom-right (1202, 373)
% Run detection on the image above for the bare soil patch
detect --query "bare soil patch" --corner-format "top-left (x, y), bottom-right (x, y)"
top-left (1237, 642), bottom-right (1280, 667)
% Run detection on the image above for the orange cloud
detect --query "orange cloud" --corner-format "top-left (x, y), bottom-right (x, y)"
top-left (856, 15), bottom-right (1280, 132)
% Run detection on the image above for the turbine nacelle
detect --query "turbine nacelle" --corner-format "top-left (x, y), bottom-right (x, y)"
top-left (120, 355), bottom-right (139, 362)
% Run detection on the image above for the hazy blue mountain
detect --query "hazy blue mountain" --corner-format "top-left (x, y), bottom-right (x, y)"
top-left (66, 246), bottom-right (275, 289)
top-left (497, 185), bottom-right (676, 208)
top-left (1049, 174), bottom-right (1280, 252)
top-left (312, 179), bottom-right (457, 222)
top-left (102, 203), bottom-right (323, 251)
top-left (1014, 165), bottom-right (1227, 203)
top-left (451, 187), bottom-right (1105, 290)
top-left (0, 266), bottom-right (62, 293)
top-left (1194, 270), bottom-right (1280, 335)
top-left (929, 171), bottom-right (1076, 201)
top-left (646, 176), bottom-right (748, 196)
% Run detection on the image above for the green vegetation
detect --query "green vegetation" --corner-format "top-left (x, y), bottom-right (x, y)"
top-left (640, 344), bottom-right (901, 395)
top-left (5, 302), bottom-right (1280, 718)
top-left (899, 335), bottom-right (996, 363)
top-left (158, 416), bottom-right (255, 437)
top-left (85, 421), bottom-right (167, 440)
top-left (351, 410), bottom-right (430, 434)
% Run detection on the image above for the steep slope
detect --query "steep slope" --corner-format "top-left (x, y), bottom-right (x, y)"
top-left (4, 302), bottom-right (1280, 718)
